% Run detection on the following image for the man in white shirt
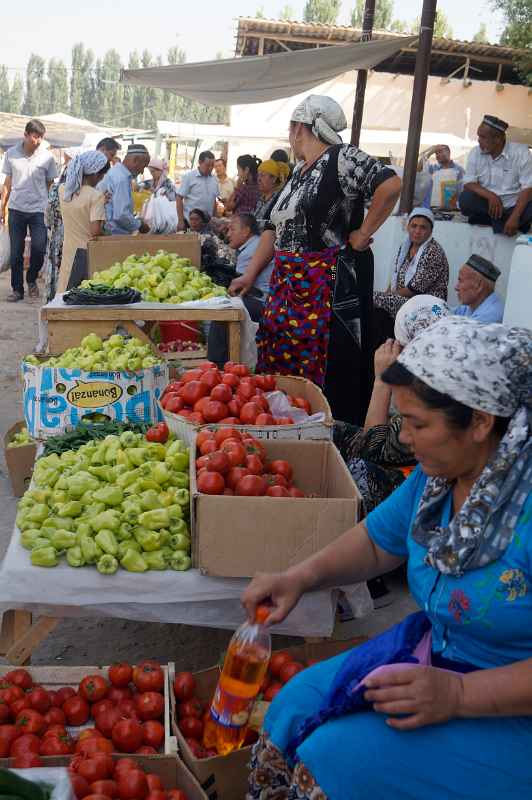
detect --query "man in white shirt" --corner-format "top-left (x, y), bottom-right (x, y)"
top-left (453, 254), bottom-right (504, 323)
top-left (459, 114), bottom-right (532, 236)
top-left (176, 151), bottom-right (218, 230)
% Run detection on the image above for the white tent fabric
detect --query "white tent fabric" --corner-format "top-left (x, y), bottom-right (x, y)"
top-left (121, 38), bottom-right (417, 105)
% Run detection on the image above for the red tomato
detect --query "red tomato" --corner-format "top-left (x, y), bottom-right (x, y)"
top-left (13, 752), bottom-right (42, 768)
top-left (239, 402), bottom-right (262, 425)
top-left (163, 381), bottom-right (183, 394)
top-left (117, 769), bottom-right (148, 800)
top-left (173, 672), bottom-right (196, 702)
top-left (113, 758), bottom-right (138, 775)
top-left (188, 412), bottom-right (204, 424)
top-left (117, 699), bottom-right (139, 721)
top-left (178, 717), bottom-right (203, 740)
top-left (279, 661), bottom-right (305, 684)
top-left (202, 401), bottom-right (229, 424)
top-left (221, 373), bottom-right (240, 389)
top-left (179, 381), bottom-right (209, 407)
top-left (142, 720), bottom-right (164, 750)
top-left (177, 409), bottom-right (192, 419)
top-left (181, 368), bottom-right (204, 384)
top-left (197, 471), bottom-right (225, 495)
top-left (228, 397), bottom-right (244, 418)
top-left (83, 795), bottom-right (112, 800)
top-left (48, 690), bottom-right (61, 708)
top-left (198, 361), bottom-right (217, 372)
top-left (220, 439), bottom-right (246, 467)
top-left (255, 413), bottom-right (275, 426)
top-left (266, 486), bottom-right (290, 497)
top-left (264, 473), bottom-right (288, 489)
top-left (134, 691), bottom-right (164, 721)
top-left (245, 454), bottom-right (264, 475)
top-left (164, 395), bottom-right (184, 414)
top-left (112, 719), bottom-right (145, 753)
top-left (145, 771), bottom-right (163, 788)
top-left (0, 686), bottom-right (24, 704)
top-left (167, 791), bottom-right (187, 800)
top-left (200, 369), bottom-right (223, 391)
top-left (219, 417), bottom-right (241, 425)
top-left (0, 701), bottom-right (10, 723)
top-left (269, 652), bottom-right (293, 678)
top-left (75, 737), bottom-right (114, 757)
top-left (56, 686), bottom-right (76, 706)
top-left (70, 774), bottom-right (90, 800)
top-left (90, 781), bottom-right (118, 799)
top-left (264, 682), bottom-right (283, 701)
top-left (237, 382), bottom-right (256, 402)
top-left (196, 430), bottom-right (215, 448)
top-left (145, 792), bottom-right (166, 800)
top-left (64, 696), bottom-right (90, 726)
top-left (177, 698), bottom-right (202, 719)
top-left (210, 383), bottom-right (232, 404)
top-left (224, 362), bottom-right (249, 378)
top-left (199, 438), bottom-right (217, 456)
top-left (79, 676), bottom-right (109, 704)
top-left (92, 700), bottom-right (116, 718)
top-left (0, 724), bottom-right (20, 757)
top-left (10, 697), bottom-right (31, 717)
top-left (108, 663), bottom-right (133, 689)
top-left (225, 466), bottom-right (250, 490)
top-left (242, 438), bottom-right (266, 459)
top-left (43, 724), bottom-right (68, 738)
top-left (15, 709), bottom-right (46, 736)
top-left (288, 487), bottom-right (305, 498)
top-left (205, 451), bottom-right (230, 475)
top-left (196, 455), bottom-right (210, 470)
top-left (78, 728), bottom-right (103, 741)
top-left (10, 733), bottom-right (41, 757)
top-left (28, 687), bottom-right (51, 713)
top-left (4, 669), bottom-right (32, 691)
top-left (40, 734), bottom-right (74, 756)
top-left (44, 707), bottom-right (66, 726)
top-left (275, 417), bottom-right (294, 425)
top-left (132, 662), bottom-right (164, 693)
top-left (269, 460), bottom-right (293, 482)
top-left (250, 394), bottom-right (269, 412)
top-left (95, 707), bottom-right (122, 738)
top-left (262, 374), bottom-right (277, 391)
top-left (235, 475), bottom-right (267, 497)
top-left (135, 746), bottom-right (157, 755)
top-left (214, 427), bottom-right (241, 446)
top-left (78, 758), bottom-right (113, 784)
top-left (107, 687), bottom-right (132, 705)
top-left (145, 423), bottom-right (169, 444)
top-left (293, 396), bottom-right (311, 414)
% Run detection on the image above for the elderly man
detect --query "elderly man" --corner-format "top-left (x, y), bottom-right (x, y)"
top-left (459, 115), bottom-right (532, 236)
top-left (98, 143), bottom-right (150, 235)
top-left (177, 151), bottom-right (218, 230)
top-left (453, 254), bottom-right (504, 323)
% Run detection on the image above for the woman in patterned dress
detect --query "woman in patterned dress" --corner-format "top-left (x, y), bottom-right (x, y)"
top-left (43, 148), bottom-right (77, 302)
top-left (243, 318), bottom-right (532, 800)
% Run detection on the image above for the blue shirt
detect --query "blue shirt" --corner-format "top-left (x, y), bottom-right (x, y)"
top-left (453, 292), bottom-right (504, 323)
top-left (177, 168), bottom-right (218, 221)
top-left (235, 234), bottom-right (274, 298)
top-left (98, 163), bottom-right (140, 235)
top-left (366, 467), bottom-right (532, 669)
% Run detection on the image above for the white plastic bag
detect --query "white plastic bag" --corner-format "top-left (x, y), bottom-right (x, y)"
top-left (0, 227), bottom-right (10, 273)
top-left (144, 195), bottom-right (178, 234)
top-left (9, 768), bottom-right (75, 800)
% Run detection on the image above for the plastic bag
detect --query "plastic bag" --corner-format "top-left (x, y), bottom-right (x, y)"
top-left (0, 227), bottom-right (10, 273)
top-left (144, 195), bottom-right (178, 234)
top-left (8, 767), bottom-right (75, 800)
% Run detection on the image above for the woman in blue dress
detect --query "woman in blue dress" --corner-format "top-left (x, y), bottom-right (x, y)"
top-left (242, 317), bottom-right (532, 800)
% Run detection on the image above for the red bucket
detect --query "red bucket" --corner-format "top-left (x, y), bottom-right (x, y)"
top-left (159, 321), bottom-right (200, 344)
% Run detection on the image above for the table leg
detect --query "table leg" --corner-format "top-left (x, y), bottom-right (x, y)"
top-left (3, 616), bottom-right (60, 666)
top-left (0, 610), bottom-right (32, 660)
top-left (228, 321), bottom-right (241, 362)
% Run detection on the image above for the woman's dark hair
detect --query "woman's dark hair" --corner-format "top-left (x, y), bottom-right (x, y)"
top-left (190, 208), bottom-right (209, 224)
top-left (237, 154), bottom-right (261, 181)
top-left (236, 213), bottom-right (259, 236)
top-left (271, 149), bottom-right (289, 163)
top-left (97, 137), bottom-right (120, 154)
top-left (382, 361), bottom-right (510, 436)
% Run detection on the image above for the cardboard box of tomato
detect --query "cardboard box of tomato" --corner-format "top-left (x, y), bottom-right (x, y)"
top-left (190, 436), bottom-right (361, 578)
top-left (0, 662), bottom-right (173, 766)
top-left (168, 639), bottom-right (365, 800)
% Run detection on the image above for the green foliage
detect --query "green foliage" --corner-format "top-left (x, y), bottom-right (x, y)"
top-left (351, 0), bottom-right (394, 30)
top-left (279, 4), bottom-right (295, 20)
top-left (492, 0), bottom-right (532, 84)
top-left (303, 0), bottom-right (341, 25)
top-left (473, 23), bottom-right (489, 43)
top-left (255, 6), bottom-right (266, 17)
top-left (22, 54), bottom-right (49, 116)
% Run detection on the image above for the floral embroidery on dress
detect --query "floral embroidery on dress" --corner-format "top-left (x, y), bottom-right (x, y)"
top-left (496, 569), bottom-right (527, 602)
top-left (448, 589), bottom-right (471, 623)
top-left (248, 734), bottom-right (328, 800)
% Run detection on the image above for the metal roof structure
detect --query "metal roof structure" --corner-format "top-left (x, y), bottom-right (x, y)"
top-left (236, 18), bottom-right (530, 86)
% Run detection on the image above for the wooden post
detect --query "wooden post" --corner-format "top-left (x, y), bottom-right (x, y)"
top-left (350, 0), bottom-right (376, 147)
top-left (399, 0), bottom-right (438, 213)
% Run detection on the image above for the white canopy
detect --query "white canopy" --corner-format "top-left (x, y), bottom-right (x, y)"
top-left (121, 37), bottom-right (416, 106)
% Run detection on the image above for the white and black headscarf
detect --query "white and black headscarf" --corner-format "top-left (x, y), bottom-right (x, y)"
top-left (398, 317), bottom-right (532, 576)
top-left (291, 95), bottom-right (346, 146)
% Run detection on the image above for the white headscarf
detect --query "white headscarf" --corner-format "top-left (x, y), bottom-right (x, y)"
top-left (63, 150), bottom-right (108, 202)
top-left (291, 95), bottom-right (346, 146)
top-left (148, 157), bottom-right (169, 192)
top-left (390, 207), bottom-right (435, 291)
top-left (394, 294), bottom-right (450, 346)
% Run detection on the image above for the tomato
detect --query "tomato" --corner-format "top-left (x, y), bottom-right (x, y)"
top-left (197, 471), bottom-right (225, 495)
top-left (202, 400), bottom-right (229, 424)
top-left (199, 369), bottom-right (223, 391)
top-left (224, 362), bottom-right (249, 378)
top-left (16, 709), bottom-right (46, 736)
top-left (108, 663), bottom-right (133, 690)
top-left (0, 724), bottom-right (20, 757)
top-left (223, 488), bottom-right (234, 495)
top-left (177, 698), bottom-right (203, 719)
top-left (173, 672), bottom-right (196, 702)
top-left (48, 690), bottom-right (61, 708)
top-left (0, 701), bottom-right (10, 723)
top-left (242, 438), bottom-right (266, 459)
top-left (117, 769), bottom-right (148, 800)
top-left (264, 682), bottom-right (283, 702)
top-left (70, 774), bottom-right (90, 800)
top-left (163, 381), bottom-right (183, 395)
top-left (27, 687), bottom-right (51, 713)
top-left (210, 383), bottom-right (232, 404)
top-left (288, 487), bottom-right (305, 498)
top-left (117, 699), bottom-right (139, 721)
top-left (205, 451), bottom-right (230, 475)
top-left (178, 717), bottom-right (203, 740)
top-left (227, 397), bottom-right (244, 418)
top-left (95, 707), bottom-right (122, 738)
top-left (76, 737), bottom-right (114, 757)
top-left (293, 396), bottom-right (311, 414)
top-left (179, 381), bottom-right (209, 407)
top-left (269, 652), bottom-right (293, 678)
top-left (264, 473), bottom-right (288, 489)
top-left (134, 691), bottom-right (164, 721)
top-left (250, 394), bottom-right (269, 412)
top-left (177, 409), bottom-right (192, 419)
top-left (214, 427), bottom-right (240, 446)
top-left (113, 758), bottom-right (138, 775)
top-left (221, 372), bottom-right (239, 389)
top-left (145, 792), bottom-right (166, 800)
top-left (269, 460), bottom-right (293, 482)
top-left (188, 412), bottom-right (204, 424)
top-left (4, 669), bottom-right (32, 691)
top-left (83, 795), bottom-right (112, 800)
top-left (245, 454), bottom-right (264, 475)
top-left (64, 696), bottom-right (90, 726)
top-left (193, 396), bottom-right (211, 413)
top-left (78, 728), bottom-right (103, 741)
top-left (43, 724), bottom-right (68, 738)
top-left (181, 368), bottom-right (204, 384)
top-left (10, 697), bottom-right (32, 717)
top-left (132, 662), bottom-right (164, 693)
top-left (90, 781), bottom-right (118, 799)
top-left (0, 686), bottom-right (24, 704)
top-left (196, 455), bottom-right (210, 470)
top-left (92, 700), bottom-right (116, 718)
top-left (198, 361), bottom-right (217, 372)
top-left (44, 707), bottom-right (66, 726)
top-left (112, 719), bottom-right (145, 753)
top-left (135, 745), bottom-right (157, 754)
top-left (196, 430), bottom-right (215, 448)
top-left (163, 395), bottom-right (184, 414)
top-left (184, 737), bottom-right (208, 758)
top-left (13, 752), bottom-right (42, 768)
top-left (227, 467), bottom-right (251, 490)
top-left (236, 382), bottom-right (256, 401)
top-left (235, 475), bottom-right (267, 497)
top-left (10, 733), bottom-right (41, 757)
top-left (40, 734), bottom-right (74, 756)
top-left (146, 423), bottom-right (169, 444)
top-left (279, 661), bottom-right (305, 684)
top-left (199, 438), bottom-right (217, 456)
top-left (145, 775), bottom-right (164, 793)
top-left (239, 402), bottom-right (263, 425)
top-left (255, 413), bottom-right (275, 426)
top-left (78, 758), bottom-right (113, 784)
top-left (56, 686), bottom-right (76, 705)
top-left (167, 791), bottom-right (187, 800)
top-left (79, 676), bottom-right (109, 704)
top-left (220, 439), bottom-right (246, 467)
top-left (266, 486), bottom-right (290, 497)
top-left (261, 374), bottom-right (277, 391)
top-left (142, 719), bottom-right (164, 750)
top-left (107, 687), bottom-right (131, 705)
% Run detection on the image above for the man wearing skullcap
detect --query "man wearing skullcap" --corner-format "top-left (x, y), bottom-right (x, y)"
top-left (460, 115), bottom-right (532, 236)
top-left (98, 143), bottom-right (150, 235)
top-left (453, 254), bottom-right (504, 323)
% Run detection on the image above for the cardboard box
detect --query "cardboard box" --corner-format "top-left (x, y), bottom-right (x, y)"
top-left (163, 375), bottom-right (334, 446)
top-left (192, 439), bottom-right (361, 577)
top-left (22, 351), bottom-right (168, 440)
top-left (169, 639), bottom-right (365, 800)
top-left (4, 421), bottom-right (37, 497)
top-left (88, 233), bottom-right (201, 275)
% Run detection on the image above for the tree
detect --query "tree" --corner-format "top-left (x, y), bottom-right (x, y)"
top-left (255, 6), bottom-right (265, 18)
top-left (70, 43), bottom-right (94, 119)
top-left (47, 59), bottom-right (69, 113)
top-left (351, 0), bottom-right (394, 30)
top-left (409, 9), bottom-right (453, 38)
top-left (303, 0), bottom-right (341, 25)
top-left (99, 50), bottom-right (125, 126)
top-left (279, 4), bottom-right (295, 20)
top-left (492, 0), bottom-right (532, 83)
top-left (473, 23), bottom-right (489, 42)
top-left (9, 74), bottom-right (24, 114)
top-left (23, 54), bottom-right (49, 116)
top-left (0, 67), bottom-right (10, 112)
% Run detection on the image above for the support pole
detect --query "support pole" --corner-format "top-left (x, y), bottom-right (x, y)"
top-left (350, 0), bottom-right (376, 146)
top-left (399, 0), bottom-right (438, 213)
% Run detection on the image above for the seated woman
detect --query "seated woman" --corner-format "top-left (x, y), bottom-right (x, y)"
top-left (189, 208), bottom-right (235, 269)
top-left (374, 207), bottom-right (449, 338)
top-left (56, 151), bottom-right (109, 294)
top-left (334, 294), bottom-right (450, 513)
top-left (225, 154), bottom-right (261, 215)
top-left (243, 317), bottom-right (532, 800)
top-left (254, 159), bottom-right (290, 229)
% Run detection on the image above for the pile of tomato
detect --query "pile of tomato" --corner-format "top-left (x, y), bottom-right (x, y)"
top-left (67, 755), bottom-right (188, 800)
top-left (0, 661), bottom-right (166, 767)
top-left (160, 362), bottom-right (311, 427)
top-left (194, 429), bottom-right (305, 497)
top-left (260, 652), bottom-right (307, 704)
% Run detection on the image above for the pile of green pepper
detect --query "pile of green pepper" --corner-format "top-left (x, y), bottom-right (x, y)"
top-left (16, 429), bottom-right (192, 574)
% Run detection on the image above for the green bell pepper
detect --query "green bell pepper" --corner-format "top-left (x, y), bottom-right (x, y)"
top-left (27, 489), bottom-right (52, 505)
top-left (169, 552), bottom-right (192, 571)
top-left (90, 509), bottom-right (122, 533)
top-left (168, 472), bottom-right (190, 489)
top-left (145, 443), bottom-right (167, 461)
top-left (122, 501), bottom-right (142, 525)
top-left (169, 532), bottom-right (191, 552)
top-left (66, 545), bottom-right (86, 568)
top-left (20, 529), bottom-right (46, 550)
top-left (133, 526), bottom-right (162, 552)
top-left (117, 522), bottom-right (134, 542)
top-left (67, 471), bottom-right (99, 499)
top-left (80, 535), bottom-right (103, 564)
top-left (93, 485), bottom-right (124, 507)
top-left (50, 529), bottom-right (77, 550)
top-left (117, 539), bottom-right (141, 560)
top-left (95, 528), bottom-right (118, 556)
top-left (119, 430), bottom-right (139, 448)
top-left (138, 508), bottom-right (170, 530)
top-left (120, 548), bottom-right (148, 572)
top-left (167, 504), bottom-right (183, 521)
top-left (84, 502), bottom-right (107, 519)
top-left (26, 504), bottom-right (50, 524)
top-left (144, 550), bottom-right (168, 570)
top-left (165, 452), bottom-right (189, 472)
top-left (139, 490), bottom-right (161, 511)
top-left (88, 465), bottom-right (114, 482)
top-left (51, 490), bottom-right (69, 505)
top-left (117, 468), bottom-right (141, 489)
top-left (174, 489), bottom-right (190, 508)
top-left (169, 518), bottom-right (189, 538)
top-left (55, 500), bottom-right (83, 518)
top-left (137, 479), bottom-right (161, 492)
top-left (166, 439), bottom-right (186, 458)
top-left (97, 554), bottom-right (119, 574)
top-left (31, 546), bottom-right (58, 567)
top-left (159, 528), bottom-right (171, 546)
top-left (75, 520), bottom-right (93, 538)
top-left (128, 447), bottom-right (149, 467)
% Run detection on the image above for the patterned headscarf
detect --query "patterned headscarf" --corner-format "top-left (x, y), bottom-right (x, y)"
top-left (291, 95), bottom-right (346, 145)
top-left (63, 150), bottom-right (108, 202)
top-left (394, 294), bottom-right (450, 346)
top-left (397, 317), bottom-right (532, 575)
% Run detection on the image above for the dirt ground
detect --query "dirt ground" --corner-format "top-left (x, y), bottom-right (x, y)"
top-left (0, 269), bottom-right (414, 668)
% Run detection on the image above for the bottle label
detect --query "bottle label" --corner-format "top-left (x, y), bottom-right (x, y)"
top-left (209, 685), bottom-right (255, 730)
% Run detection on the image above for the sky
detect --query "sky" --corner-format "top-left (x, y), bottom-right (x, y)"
top-left (3, 0), bottom-right (505, 80)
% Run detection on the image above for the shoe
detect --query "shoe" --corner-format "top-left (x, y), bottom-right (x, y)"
top-left (6, 291), bottom-right (23, 302)
top-left (367, 577), bottom-right (393, 610)
top-left (28, 283), bottom-right (39, 298)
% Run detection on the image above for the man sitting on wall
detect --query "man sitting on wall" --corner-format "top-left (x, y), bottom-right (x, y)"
top-left (459, 115), bottom-right (532, 236)
top-left (453, 254), bottom-right (504, 323)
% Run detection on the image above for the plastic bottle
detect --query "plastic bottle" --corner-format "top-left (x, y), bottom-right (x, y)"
top-left (203, 606), bottom-right (271, 755)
